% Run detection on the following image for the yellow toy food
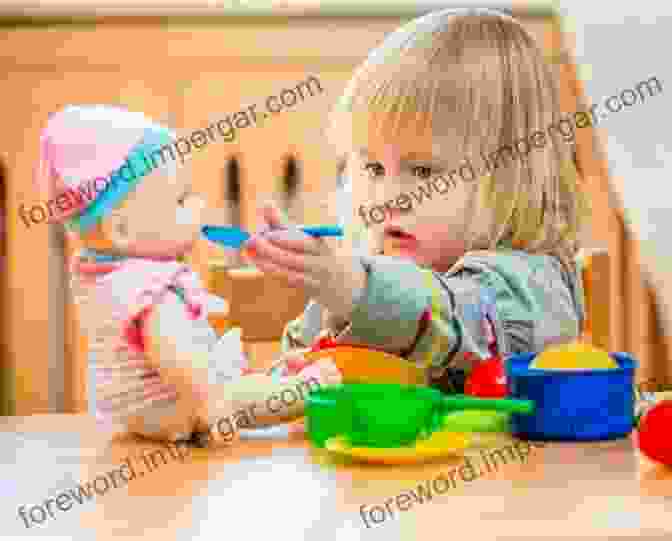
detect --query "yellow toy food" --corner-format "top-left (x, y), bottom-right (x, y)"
top-left (530, 342), bottom-right (618, 370)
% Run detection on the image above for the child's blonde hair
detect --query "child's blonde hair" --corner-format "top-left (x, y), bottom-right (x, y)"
top-left (328, 7), bottom-right (590, 268)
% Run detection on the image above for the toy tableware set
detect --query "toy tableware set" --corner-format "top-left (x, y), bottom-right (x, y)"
top-left (203, 225), bottom-right (669, 466)
top-left (300, 341), bottom-right (649, 465)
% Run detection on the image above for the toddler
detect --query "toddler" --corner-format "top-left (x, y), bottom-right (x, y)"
top-left (245, 8), bottom-right (590, 392)
top-left (37, 105), bottom-right (339, 445)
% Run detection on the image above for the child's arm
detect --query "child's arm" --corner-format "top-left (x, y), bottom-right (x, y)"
top-left (327, 253), bottom-right (583, 380)
top-left (247, 210), bottom-right (583, 386)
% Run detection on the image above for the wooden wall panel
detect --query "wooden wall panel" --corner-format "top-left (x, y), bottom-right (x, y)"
top-left (4, 12), bottom-right (644, 412)
top-left (625, 233), bottom-right (654, 375)
top-left (1, 66), bottom-right (180, 413)
top-left (0, 21), bottom-right (404, 70)
top-left (0, 160), bottom-right (8, 416)
top-left (3, 71), bottom-right (68, 414)
top-left (553, 16), bottom-right (627, 353)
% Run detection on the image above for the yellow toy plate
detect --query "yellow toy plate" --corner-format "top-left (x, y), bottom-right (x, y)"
top-left (530, 342), bottom-right (618, 370)
top-left (302, 346), bottom-right (425, 386)
top-left (324, 430), bottom-right (470, 465)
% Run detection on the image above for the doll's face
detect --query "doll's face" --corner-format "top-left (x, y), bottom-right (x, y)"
top-left (107, 164), bottom-right (206, 259)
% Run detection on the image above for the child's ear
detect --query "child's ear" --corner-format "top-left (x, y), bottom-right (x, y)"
top-left (101, 211), bottom-right (132, 250)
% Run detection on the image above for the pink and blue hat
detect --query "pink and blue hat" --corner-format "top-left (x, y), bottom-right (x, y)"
top-left (37, 104), bottom-right (177, 234)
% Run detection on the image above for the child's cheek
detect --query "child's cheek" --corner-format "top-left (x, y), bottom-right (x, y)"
top-left (414, 222), bottom-right (448, 244)
top-left (415, 223), bottom-right (465, 268)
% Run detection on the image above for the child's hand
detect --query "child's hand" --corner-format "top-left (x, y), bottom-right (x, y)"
top-left (295, 357), bottom-right (342, 387)
top-left (267, 348), bottom-right (313, 377)
top-left (243, 203), bottom-right (367, 321)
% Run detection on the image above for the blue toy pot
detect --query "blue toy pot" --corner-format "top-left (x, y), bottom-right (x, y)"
top-left (506, 351), bottom-right (636, 441)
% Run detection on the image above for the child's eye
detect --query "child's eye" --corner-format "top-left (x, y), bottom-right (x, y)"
top-left (412, 166), bottom-right (435, 179)
top-left (362, 162), bottom-right (385, 179)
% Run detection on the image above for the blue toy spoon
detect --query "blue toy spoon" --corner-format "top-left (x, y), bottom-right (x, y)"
top-left (202, 225), bottom-right (343, 249)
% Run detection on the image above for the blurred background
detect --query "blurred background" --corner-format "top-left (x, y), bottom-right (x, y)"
top-left (0, 0), bottom-right (669, 416)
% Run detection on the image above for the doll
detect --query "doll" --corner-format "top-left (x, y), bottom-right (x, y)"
top-left (37, 104), bottom-right (340, 445)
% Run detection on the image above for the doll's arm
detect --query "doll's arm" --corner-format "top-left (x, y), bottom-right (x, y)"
top-left (188, 352), bottom-right (341, 437)
top-left (201, 370), bottom-right (324, 430)
top-left (144, 291), bottom-right (223, 408)
top-left (144, 293), bottom-right (340, 438)
top-left (140, 291), bottom-right (215, 436)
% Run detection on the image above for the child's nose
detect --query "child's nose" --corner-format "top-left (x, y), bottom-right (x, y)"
top-left (382, 160), bottom-right (402, 178)
top-left (385, 202), bottom-right (404, 221)
top-left (380, 145), bottom-right (402, 176)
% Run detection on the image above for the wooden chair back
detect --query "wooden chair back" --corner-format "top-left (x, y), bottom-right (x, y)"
top-left (206, 264), bottom-right (308, 369)
top-left (577, 249), bottom-right (612, 351)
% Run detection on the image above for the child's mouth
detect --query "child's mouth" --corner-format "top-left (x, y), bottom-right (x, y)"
top-left (384, 225), bottom-right (415, 239)
top-left (384, 226), bottom-right (417, 249)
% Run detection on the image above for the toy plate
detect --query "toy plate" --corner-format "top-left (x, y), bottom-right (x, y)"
top-left (324, 430), bottom-right (470, 465)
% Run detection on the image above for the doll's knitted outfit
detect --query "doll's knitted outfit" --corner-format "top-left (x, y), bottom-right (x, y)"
top-left (70, 249), bottom-right (246, 440)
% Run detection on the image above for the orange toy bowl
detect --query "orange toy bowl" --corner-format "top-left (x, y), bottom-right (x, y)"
top-left (302, 345), bottom-right (425, 386)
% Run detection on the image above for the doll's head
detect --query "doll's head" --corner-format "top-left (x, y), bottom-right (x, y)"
top-left (37, 104), bottom-right (206, 259)
top-left (328, 8), bottom-right (589, 271)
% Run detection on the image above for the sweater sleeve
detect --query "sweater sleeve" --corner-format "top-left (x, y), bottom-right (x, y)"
top-left (331, 250), bottom-right (584, 386)
top-left (331, 254), bottom-right (499, 378)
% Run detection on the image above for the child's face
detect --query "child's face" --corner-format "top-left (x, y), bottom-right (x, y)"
top-left (115, 165), bottom-right (206, 258)
top-left (351, 137), bottom-right (475, 272)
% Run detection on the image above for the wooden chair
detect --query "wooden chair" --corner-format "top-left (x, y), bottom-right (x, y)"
top-left (206, 263), bottom-right (308, 371)
top-left (577, 248), bottom-right (612, 351)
